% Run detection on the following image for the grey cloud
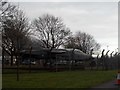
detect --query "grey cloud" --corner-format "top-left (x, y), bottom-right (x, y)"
top-left (17, 2), bottom-right (118, 51)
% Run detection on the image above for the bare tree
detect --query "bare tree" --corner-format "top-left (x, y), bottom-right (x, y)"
top-left (64, 31), bottom-right (100, 54)
top-left (33, 14), bottom-right (71, 50)
top-left (32, 14), bottom-right (71, 67)
top-left (0, 1), bottom-right (16, 17)
top-left (1, 3), bottom-right (32, 79)
top-left (2, 7), bottom-right (31, 64)
top-left (0, 1), bottom-right (18, 70)
top-left (75, 31), bottom-right (100, 54)
top-left (64, 36), bottom-right (76, 49)
top-left (2, 4), bottom-right (31, 80)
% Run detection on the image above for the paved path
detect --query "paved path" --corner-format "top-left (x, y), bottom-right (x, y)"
top-left (89, 80), bottom-right (120, 90)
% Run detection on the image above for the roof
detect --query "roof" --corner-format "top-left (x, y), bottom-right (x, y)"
top-left (21, 48), bottom-right (92, 60)
top-left (66, 49), bottom-right (88, 55)
top-left (51, 48), bottom-right (91, 60)
top-left (51, 49), bottom-right (67, 54)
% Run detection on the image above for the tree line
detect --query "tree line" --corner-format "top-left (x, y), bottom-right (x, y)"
top-left (1, 1), bottom-right (100, 66)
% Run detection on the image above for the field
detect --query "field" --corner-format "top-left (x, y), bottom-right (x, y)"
top-left (2, 70), bottom-right (117, 88)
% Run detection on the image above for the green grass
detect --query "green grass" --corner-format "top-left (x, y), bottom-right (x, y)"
top-left (2, 70), bottom-right (117, 88)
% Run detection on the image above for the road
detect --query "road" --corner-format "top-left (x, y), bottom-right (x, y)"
top-left (89, 80), bottom-right (120, 90)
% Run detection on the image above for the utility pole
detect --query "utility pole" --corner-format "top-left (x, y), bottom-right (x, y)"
top-left (29, 46), bottom-right (32, 73)
top-left (16, 38), bottom-right (20, 81)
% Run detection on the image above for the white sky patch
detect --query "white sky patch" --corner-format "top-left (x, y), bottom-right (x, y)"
top-left (13, 2), bottom-right (118, 53)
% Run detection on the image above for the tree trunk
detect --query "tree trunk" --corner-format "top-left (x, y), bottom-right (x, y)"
top-left (16, 38), bottom-right (20, 81)
top-left (10, 52), bottom-right (13, 66)
top-left (2, 49), bottom-right (4, 73)
top-left (17, 56), bottom-right (19, 81)
top-left (29, 47), bottom-right (32, 73)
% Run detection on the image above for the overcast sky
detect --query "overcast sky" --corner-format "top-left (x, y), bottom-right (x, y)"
top-left (13, 2), bottom-right (118, 53)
